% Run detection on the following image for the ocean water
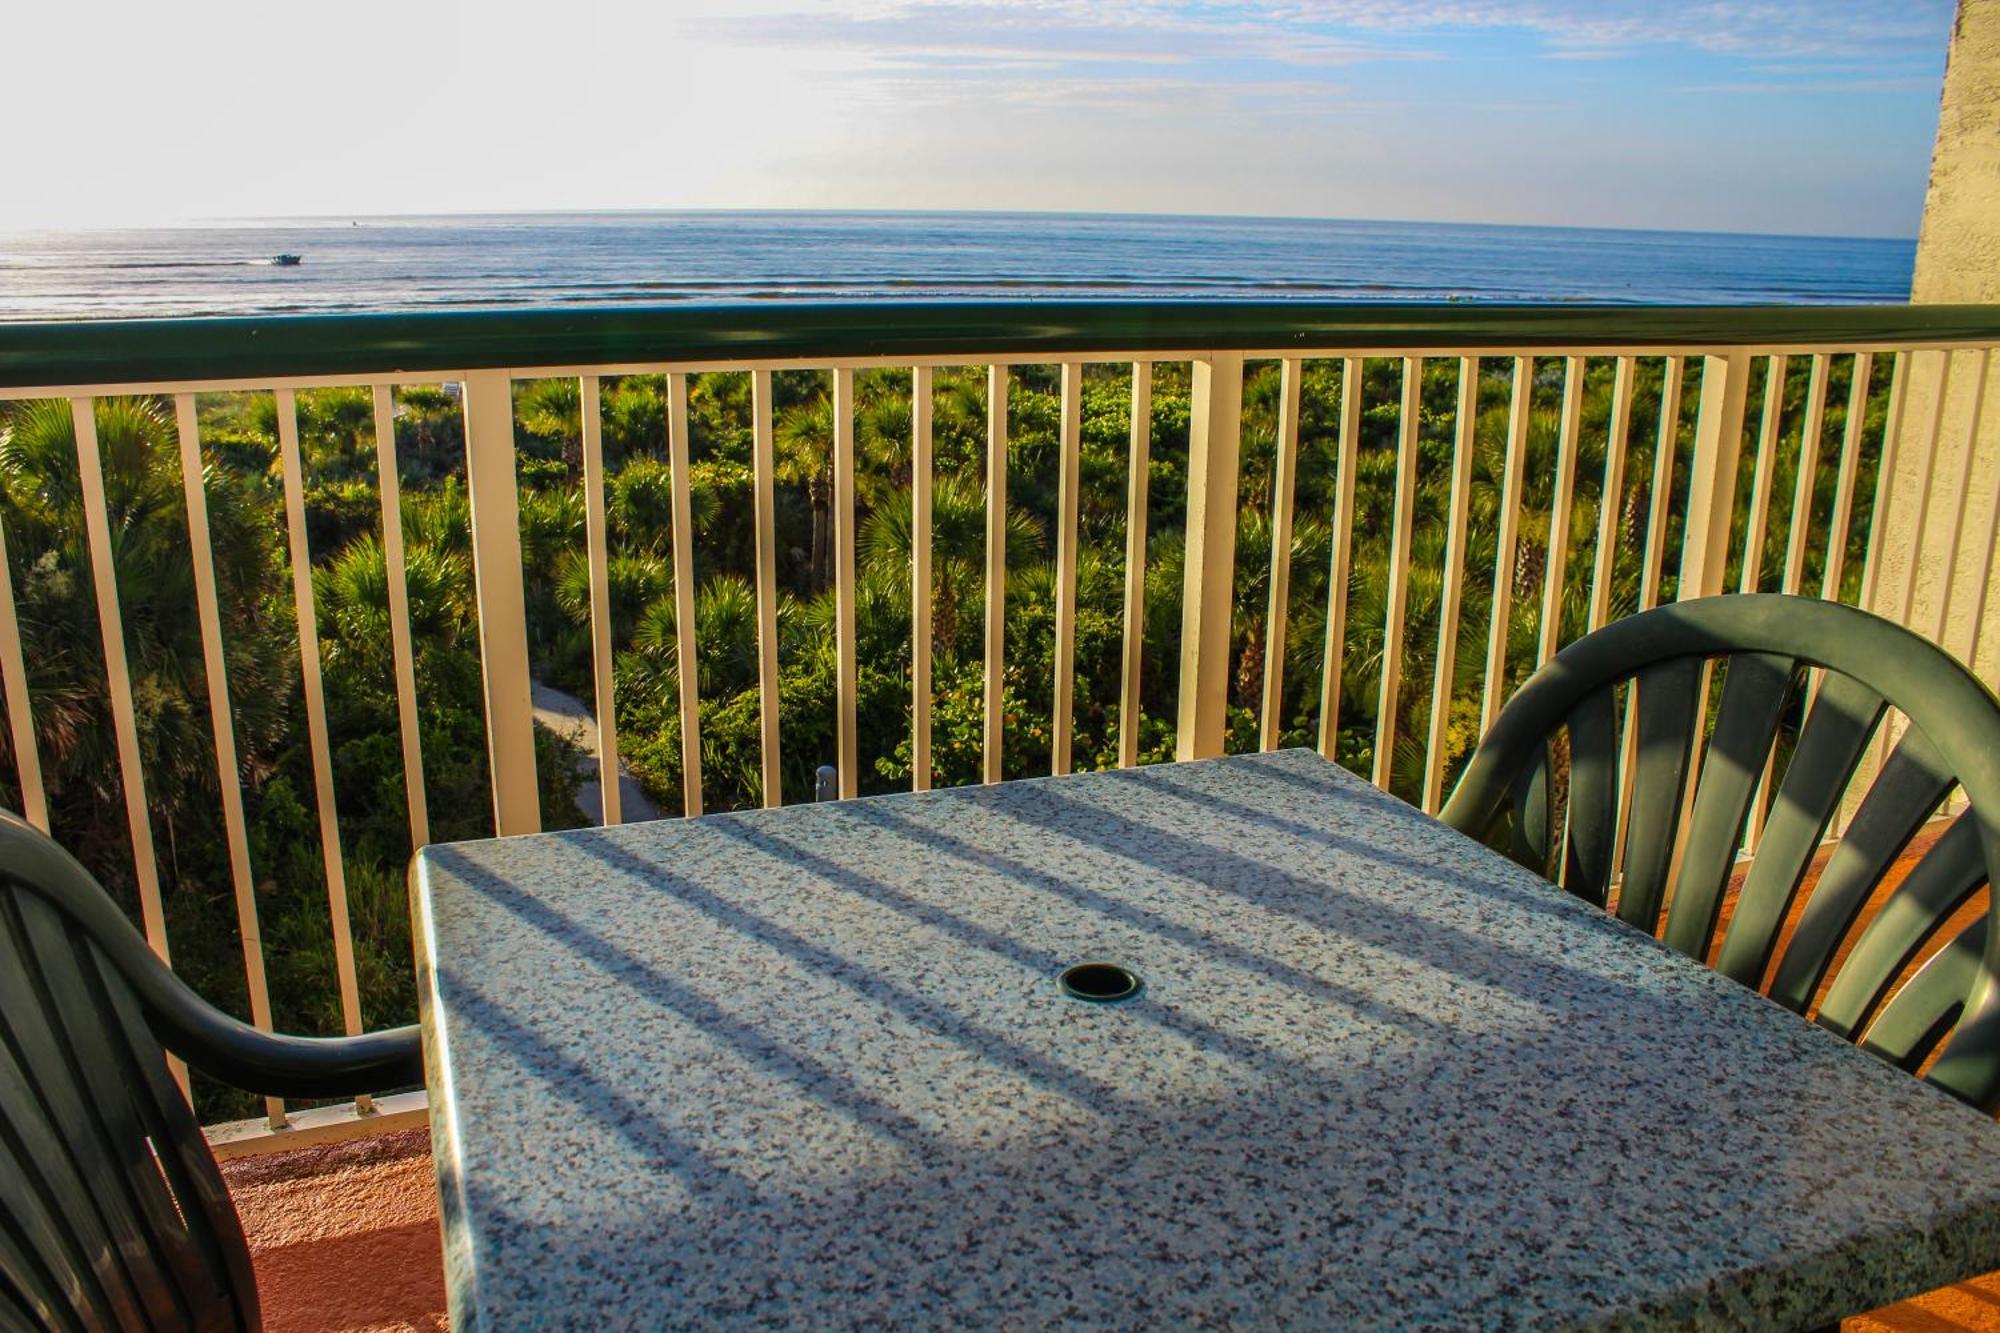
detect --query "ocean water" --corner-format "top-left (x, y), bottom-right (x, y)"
top-left (0, 210), bottom-right (1915, 321)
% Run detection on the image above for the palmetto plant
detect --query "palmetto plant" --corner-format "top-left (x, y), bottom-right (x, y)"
top-left (0, 397), bottom-right (295, 867)
top-left (312, 536), bottom-right (473, 661)
top-left (859, 473), bottom-right (1043, 658)
top-left (773, 368), bottom-right (921, 591)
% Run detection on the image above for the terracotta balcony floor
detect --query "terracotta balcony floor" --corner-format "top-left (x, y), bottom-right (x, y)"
top-left (223, 1128), bottom-right (446, 1333)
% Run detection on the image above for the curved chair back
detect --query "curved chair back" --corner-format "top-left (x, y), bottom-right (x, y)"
top-left (1440, 594), bottom-right (2000, 1113)
top-left (0, 809), bottom-right (423, 1331)
top-left (0, 828), bottom-right (256, 1330)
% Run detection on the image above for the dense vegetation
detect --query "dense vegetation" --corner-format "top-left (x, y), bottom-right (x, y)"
top-left (0, 352), bottom-right (1891, 1119)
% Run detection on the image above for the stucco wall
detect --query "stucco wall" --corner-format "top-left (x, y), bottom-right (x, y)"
top-left (1870, 0), bottom-right (2000, 686)
top-left (1914, 1), bottom-right (2000, 306)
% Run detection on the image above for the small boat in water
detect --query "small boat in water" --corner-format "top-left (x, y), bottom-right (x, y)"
top-left (270, 253), bottom-right (303, 266)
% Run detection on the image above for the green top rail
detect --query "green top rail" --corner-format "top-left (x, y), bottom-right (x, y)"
top-left (3, 301), bottom-right (1999, 391)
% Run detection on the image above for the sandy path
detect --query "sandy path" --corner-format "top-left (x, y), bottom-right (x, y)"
top-left (531, 679), bottom-right (665, 824)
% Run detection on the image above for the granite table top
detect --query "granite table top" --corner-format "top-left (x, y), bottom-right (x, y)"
top-left (412, 749), bottom-right (2000, 1330)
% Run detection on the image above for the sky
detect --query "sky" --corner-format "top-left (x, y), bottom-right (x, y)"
top-left (0, 0), bottom-right (1956, 237)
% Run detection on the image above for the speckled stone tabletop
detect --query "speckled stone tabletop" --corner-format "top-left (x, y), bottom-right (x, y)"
top-left (413, 750), bottom-right (2000, 1330)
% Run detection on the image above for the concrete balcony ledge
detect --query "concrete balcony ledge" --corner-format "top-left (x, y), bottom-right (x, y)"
top-left (207, 1089), bottom-right (430, 1162)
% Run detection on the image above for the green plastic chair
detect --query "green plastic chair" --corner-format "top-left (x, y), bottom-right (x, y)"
top-left (1440, 594), bottom-right (2000, 1113)
top-left (0, 808), bottom-right (422, 1331)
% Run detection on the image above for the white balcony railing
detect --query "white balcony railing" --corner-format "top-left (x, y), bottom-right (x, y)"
top-left (1, 302), bottom-right (1996, 1141)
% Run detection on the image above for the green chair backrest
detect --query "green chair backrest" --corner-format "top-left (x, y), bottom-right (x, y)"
top-left (1440, 594), bottom-right (2000, 1113)
top-left (0, 810), bottom-right (423, 1331)
top-left (0, 846), bottom-right (256, 1330)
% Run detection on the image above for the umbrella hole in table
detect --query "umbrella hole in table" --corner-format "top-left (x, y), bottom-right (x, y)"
top-left (1057, 962), bottom-right (1144, 1004)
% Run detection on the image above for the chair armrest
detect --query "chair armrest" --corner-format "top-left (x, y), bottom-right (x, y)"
top-left (2, 809), bottom-right (425, 1099)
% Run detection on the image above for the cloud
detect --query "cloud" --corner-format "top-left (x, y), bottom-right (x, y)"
top-left (1676, 76), bottom-right (1943, 95)
top-left (1255, 1), bottom-right (1952, 60)
top-left (697, 4), bottom-right (1428, 75)
top-left (663, 0), bottom-right (1950, 165)
top-left (688, 1), bottom-right (1950, 103)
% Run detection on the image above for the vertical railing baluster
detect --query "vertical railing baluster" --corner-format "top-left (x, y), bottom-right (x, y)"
top-left (1674, 353), bottom-right (1753, 893)
top-left (75, 394), bottom-right (185, 1093)
top-left (832, 368), bottom-right (859, 799)
top-left (1930, 349), bottom-right (1992, 653)
top-left (1373, 357), bottom-right (1422, 790)
top-left (1538, 359), bottom-right (1585, 876)
top-left (1956, 357), bottom-right (2000, 676)
top-left (1859, 352), bottom-right (1913, 616)
top-left (1422, 356), bottom-right (1479, 814)
top-left (1118, 363), bottom-right (1151, 769)
top-left (73, 396), bottom-right (170, 960)
top-left (275, 389), bottom-right (368, 1077)
top-left (1538, 356), bottom-right (1584, 667)
top-left (0, 508), bottom-right (45, 832)
top-left (372, 384), bottom-right (430, 848)
top-left (1913, 350), bottom-right (1979, 814)
top-left (1738, 356), bottom-right (1789, 595)
top-left (1052, 362), bottom-right (1083, 776)
top-left (1258, 357), bottom-right (1303, 752)
top-left (1480, 357), bottom-right (1532, 734)
top-left (911, 366), bottom-right (934, 792)
top-left (174, 395), bottom-right (283, 1127)
top-left (1820, 353), bottom-right (1874, 604)
top-left (983, 366), bottom-right (1008, 784)
top-left (461, 370), bottom-right (540, 836)
top-left (1798, 356), bottom-right (1868, 782)
top-left (578, 376), bottom-right (621, 826)
top-left (1177, 353), bottom-right (1245, 762)
top-left (1888, 351), bottom-right (1954, 639)
top-left (1680, 353), bottom-right (1752, 601)
top-left (1850, 351), bottom-right (1913, 833)
top-left (665, 372), bottom-right (705, 814)
top-left (1317, 357), bottom-right (1362, 760)
top-left (1613, 357), bottom-right (1687, 890)
top-left (1781, 355), bottom-right (1831, 597)
top-left (751, 370), bottom-right (783, 807)
top-left (1641, 358), bottom-right (1686, 614)
top-left (1587, 356), bottom-right (1637, 634)
top-left (1749, 354), bottom-right (1832, 851)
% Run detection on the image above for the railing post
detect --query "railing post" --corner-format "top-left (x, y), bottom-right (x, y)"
top-left (910, 365), bottom-right (934, 791)
top-left (983, 366), bottom-right (1008, 784)
top-left (1176, 352), bottom-right (1244, 761)
top-left (1671, 353), bottom-right (1749, 882)
top-left (666, 372), bottom-right (706, 815)
top-left (1118, 362), bottom-right (1153, 769)
top-left (72, 397), bottom-right (169, 961)
top-left (751, 370), bottom-right (784, 806)
top-left (1677, 352), bottom-right (1751, 601)
top-left (0, 510), bottom-right (44, 832)
top-left (1051, 362), bottom-right (1083, 775)
top-left (461, 370), bottom-right (541, 836)
top-left (1258, 357), bottom-right (1303, 753)
top-left (833, 368), bottom-right (859, 799)
top-left (1373, 356), bottom-right (1423, 789)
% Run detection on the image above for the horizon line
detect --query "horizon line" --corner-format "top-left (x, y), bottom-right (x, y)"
top-left (3, 205), bottom-right (1919, 248)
